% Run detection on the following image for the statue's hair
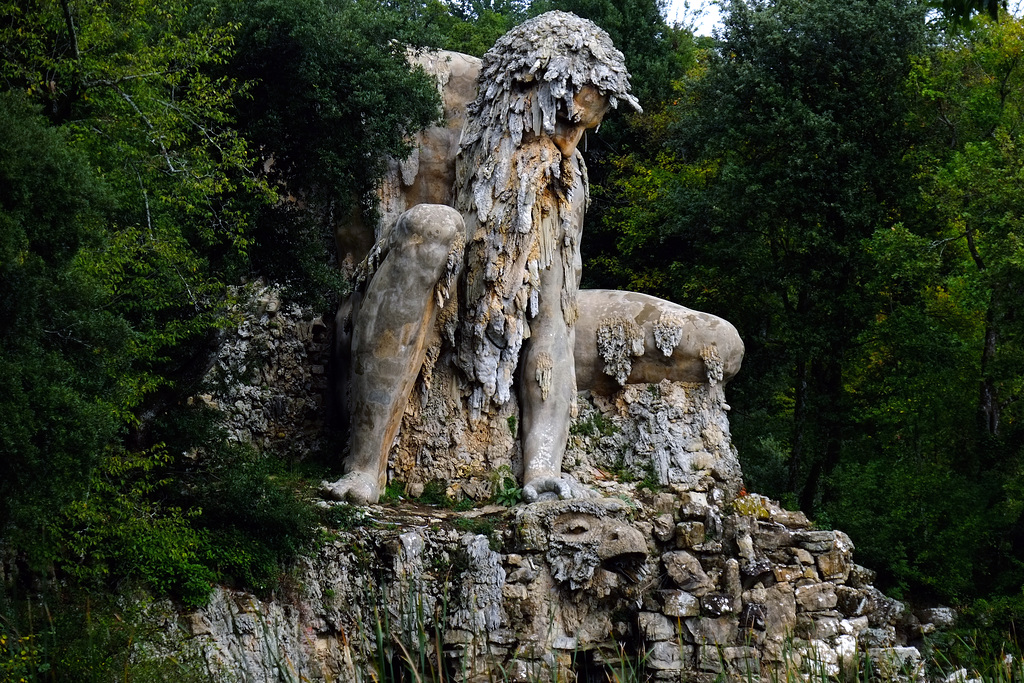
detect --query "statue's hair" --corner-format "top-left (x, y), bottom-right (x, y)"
top-left (459, 11), bottom-right (640, 167)
top-left (455, 12), bottom-right (639, 415)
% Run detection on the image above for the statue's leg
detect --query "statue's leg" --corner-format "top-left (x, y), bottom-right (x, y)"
top-left (322, 204), bottom-right (464, 504)
top-left (519, 262), bottom-right (592, 502)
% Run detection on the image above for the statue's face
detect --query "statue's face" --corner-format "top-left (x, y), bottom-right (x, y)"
top-left (552, 85), bottom-right (611, 157)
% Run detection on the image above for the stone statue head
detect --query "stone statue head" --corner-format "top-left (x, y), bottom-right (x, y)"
top-left (468, 11), bottom-right (640, 144)
top-left (514, 498), bottom-right (649, 591)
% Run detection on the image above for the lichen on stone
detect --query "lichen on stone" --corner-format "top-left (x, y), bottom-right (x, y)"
top-left (596, 316), bottom-right (645, 385)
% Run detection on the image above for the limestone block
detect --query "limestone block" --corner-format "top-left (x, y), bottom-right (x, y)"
top-left (675, 521), bottom-right (706, 549)
top-left (640, 612), bottom-right (678, 641)
top-left (724, 646), bottom-right (760, 675)
top-left (773, 565), bottom-right (803, 583)
top-left (654, 514), bottom-right (676, 542)
top-left (661, 590), bottom-right (701, 618)
top-left (917, 606), bottom-right (957, 629)
top-left (817, 549), bottom-right (851, 582)
top-left (790, 547), bottom-right (815, 565)
top-left (793, 530), bottom-right (838, 553)
top-left (701, 593), bottom-right (735, 618)
top-left (685, 616), bottom-right (737, 646)
top-left (796, 615), bottom-right (840, 640)
top-left (840, 616), bottom-right (870, 637)
top-left (697, 645), bottom-right (724, 673)
top-left (868, 646), bottom-right (924, 681)
top-left (795, 583), bottom-right (838, 612)
top-left (836, 633), bottom-right (858, 672)
top-left (770, 508), bottom-right (811, 529)
top-left (836, 585), bottom-right (905, 626)
top-left (847, 565), bottom-right (880, 589)
top-left (798, 640), bottom-right (840, 678)
top-left (736, 603), bottom-right (764, 631)
top-left (762, 584), bottom-right (798, 638)
top-left (860, 626), bottom-right (898, 648)
top-left (663, 551), bottom-right (714, 595)
top-left (742, 556), bottom-right (772, 579)
top-left (648, 641), bottom-right (689, 671)
top-left (677, 492), bottom-right (709, 520)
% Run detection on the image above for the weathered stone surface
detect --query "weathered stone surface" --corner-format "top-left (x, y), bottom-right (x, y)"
top-left (653, 514), bottom-right (676, 542)
top-left (640, 612), bottom-right (677, 641)
top-left (661, 590), bottom-right (701, 618)
top-left (848, 562), bottom-right (877, 588)
top-left (796, 583), bottom-right (839, 612)
top-left (675, 521), bottom-right (706, 549)
top-left (686, 616), bottom-right (737, 646)
top-left (648, 640), bottom-right (688, 671)
top-left (868, 646), bottom-right (924, 680)
top-left (701, 593), bottom-right (734, 618)
top-left (663, 551), bottom-right (714, 596)
top-left (918, 606), bottom-right (957, 629)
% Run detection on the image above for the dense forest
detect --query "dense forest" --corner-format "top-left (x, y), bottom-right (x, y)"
top-left (2, 0), bottom-right (1023, 676)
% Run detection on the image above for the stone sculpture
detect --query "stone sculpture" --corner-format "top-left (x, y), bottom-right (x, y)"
top-left (323, 11), bottom-right (743, 506)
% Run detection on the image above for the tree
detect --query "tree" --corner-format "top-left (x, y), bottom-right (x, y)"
top-left (0, 92), bottom-right (126, 555)
top-left (666, 0), bottom-right (929, 510)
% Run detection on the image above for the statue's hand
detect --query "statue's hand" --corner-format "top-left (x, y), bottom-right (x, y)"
top-left (522, 473), bottom-right (596, 503)
top-left (321, 471), bottom-right (380, 505)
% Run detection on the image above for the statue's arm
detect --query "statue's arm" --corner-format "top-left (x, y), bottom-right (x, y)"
top-left (574, 289), bottom-right (744, 395)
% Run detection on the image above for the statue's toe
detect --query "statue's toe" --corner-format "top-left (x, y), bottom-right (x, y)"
top-left (320, 472), bottom-right (379, 505)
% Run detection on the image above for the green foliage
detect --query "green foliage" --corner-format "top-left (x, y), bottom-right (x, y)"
top-left (0, 91), bottom-right (127, 556)
top-left (491, 465), bottom-right (522, 506)
top-left (570, 411), bottom-right (618, 437)
top-left (54, 446), bottom-right (215, 608)
top-left (665, 0), bottom-right (928, 510)
top-left (322, 502), bottom-right (368, 531)
top-left (223, 0), bottom-right (442, 307)
top-left (421, 0), bottom-right (529, 57)
top-left (1, 0), bottom-right (438, 617)
top-left (183, 440), bottom-right (320, 594)
top-left (823, 12), bottom-right (1024, 606)
top-left (0, 592), bottom-right (215, 682)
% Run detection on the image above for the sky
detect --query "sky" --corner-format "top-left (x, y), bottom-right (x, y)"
top-left (666, 0), bottom-right (722, 35)
top-left (666, 0), bottom-right (1024, 35)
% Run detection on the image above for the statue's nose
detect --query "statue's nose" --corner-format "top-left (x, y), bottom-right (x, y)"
top-left (599, 523), bottom-right (647, 558)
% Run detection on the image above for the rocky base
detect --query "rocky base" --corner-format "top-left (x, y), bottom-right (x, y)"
top-left (182, 489), bottom-right (935, 682)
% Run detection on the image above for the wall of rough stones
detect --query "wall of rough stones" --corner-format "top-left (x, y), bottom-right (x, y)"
top-left (201, 281), bottom-right (333, 461)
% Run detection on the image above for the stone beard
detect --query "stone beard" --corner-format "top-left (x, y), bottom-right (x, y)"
top-left (457, 137), bottom-right (586, 419)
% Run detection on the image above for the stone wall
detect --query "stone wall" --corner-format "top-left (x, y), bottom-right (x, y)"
top-left (184, 490), bottom-right (932, 682)
top-left (201, 281), bottom-right (333, 461)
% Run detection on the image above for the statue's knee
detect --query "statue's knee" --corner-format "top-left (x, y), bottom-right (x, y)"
top-left (396, 204), bottom-right (463, 249)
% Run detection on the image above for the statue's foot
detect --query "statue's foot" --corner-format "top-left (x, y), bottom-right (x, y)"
top-left (522, 473), bottom-right (596, 503)
top-left (321, 471), bottom-right (380, 505)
